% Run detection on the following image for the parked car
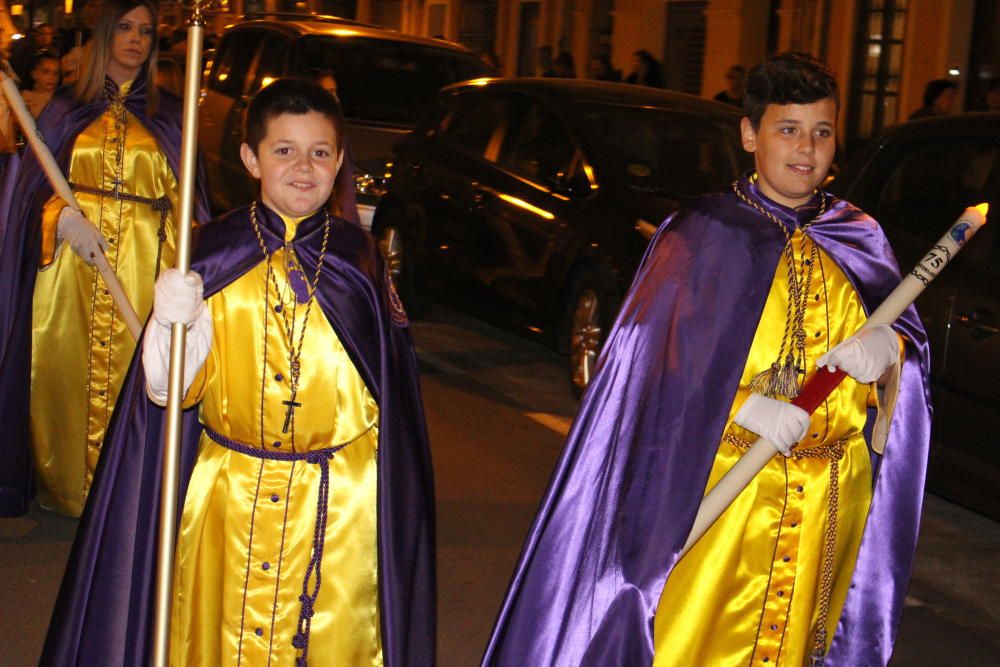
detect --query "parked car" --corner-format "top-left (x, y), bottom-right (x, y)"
top-left (828, 112), bottom-right (1000, 519)
top-left (373, 78), bottom-right (749, 394)
top-left (198, 13), bottom-right (487, 226)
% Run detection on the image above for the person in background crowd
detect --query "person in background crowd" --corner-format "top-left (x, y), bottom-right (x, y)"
top-left (908, 78), bottom-right (958, 120)
top-left (307, 66), bottom-right (361, 225)
top-left (59, 3), bottom-right (99, 85)
top-left (480, 50), bottom-right (502, 75)
top-left (589, 53), bottom-right (622, 82)
top-left (9, 23), bottom-right (56, 82)
top-left (625, 49), bottom-right (664, 88)
top-left (0, 0), bottom-right (209, 518)
top-left (0, 51), bottom-right (58, 151)
top-left (714, 64), bottom-right (746, 107)
top-left (155, 55), bottom-right (183, 96)
top-left (21, 51), bottom-right (60, 117)
top-left (59, 31), bottom-right (90, 85)
top-left (169, 26), bottom-right (187, 55)
top-left (535, 45), bottom-right (556, 77)
top-left (981, 78), bottom-right (1000, 112)
top-left (552, 50), bottom-right (576, 78)
top-left (0, 87), bottom-right (14, 154)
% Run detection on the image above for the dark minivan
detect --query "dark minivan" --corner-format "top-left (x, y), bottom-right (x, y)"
top-left (199, 14), bottom-right (486, 225)
top-left (829, 112), bottom-right (1000, 519)
top-left (373, 78), bottom-right (749, 393)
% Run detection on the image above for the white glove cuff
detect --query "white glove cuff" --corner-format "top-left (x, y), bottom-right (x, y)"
top-left (143, 306), bottom-right (213, 406)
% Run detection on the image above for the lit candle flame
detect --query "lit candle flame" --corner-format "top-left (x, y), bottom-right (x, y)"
top-left (974, 202), bottom-right (989, 221)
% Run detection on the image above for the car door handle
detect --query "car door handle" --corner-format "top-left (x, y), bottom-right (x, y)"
top-left (955, 308), bottom-right (1000, 337)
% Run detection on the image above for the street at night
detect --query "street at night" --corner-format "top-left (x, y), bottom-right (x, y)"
top-left (2, 305), bottom-right (998, 666)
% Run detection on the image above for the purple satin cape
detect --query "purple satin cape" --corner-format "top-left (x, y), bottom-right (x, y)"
top-left (482, 176), bottom-right (932, 667)
top-left (0, 79), bottom-right (210, 516)
top-left (39, 202), bottom-right (435, 666)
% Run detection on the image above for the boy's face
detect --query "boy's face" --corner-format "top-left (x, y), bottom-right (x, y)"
top-left (240, 111), bottom-right (343, 219)
top-left (740, 97), bottom-right (837, 209)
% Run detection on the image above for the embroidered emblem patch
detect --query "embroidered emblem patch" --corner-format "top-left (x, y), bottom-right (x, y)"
top-left (949, 221), bottom-right (972, 245)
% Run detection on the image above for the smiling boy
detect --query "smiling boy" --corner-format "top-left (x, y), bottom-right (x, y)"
top-left (42, 79), bottom-right (434, 666)
top-left (483, 53), bottom-right (931, 667)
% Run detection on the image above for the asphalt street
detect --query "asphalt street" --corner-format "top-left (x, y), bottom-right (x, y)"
top-left (1, 305), bottom-right (998, 666)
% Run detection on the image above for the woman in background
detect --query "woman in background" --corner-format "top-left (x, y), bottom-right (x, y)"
top-left (0, 0), bottom-right (208, 517)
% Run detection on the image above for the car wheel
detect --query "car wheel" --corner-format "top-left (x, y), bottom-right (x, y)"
top-left (376, 215), bottom-right (428, 318)
top-left (564, 268), bottom-right (619, 398)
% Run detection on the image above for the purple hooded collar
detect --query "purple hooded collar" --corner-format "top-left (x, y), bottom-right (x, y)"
top-left (40, 202), bottom-right (435, 666)
top-left (482, 174), bottom-right (932, 666)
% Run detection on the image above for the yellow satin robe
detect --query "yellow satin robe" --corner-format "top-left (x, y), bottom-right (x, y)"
top-left (31, 83), bottom-right (179, 516)
top-left (170, 215), bottom-right (383, 667)
top-left (653, 230), bottom-right (880, 666)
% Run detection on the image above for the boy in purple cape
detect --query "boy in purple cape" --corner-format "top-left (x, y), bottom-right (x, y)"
top-left (483, 53), bottom-right (931, 666)
top-left (42, 79), bottom-right (434, 666)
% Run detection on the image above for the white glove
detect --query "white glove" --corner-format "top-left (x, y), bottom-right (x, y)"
top-left (143, 269), bottom-right (213, 405)
top-left (817, 324), bottom-right (900, 384)
top-left (57, 206), bottom-right (109, 265)
top-left (733, 393), bottom-right (811, 456)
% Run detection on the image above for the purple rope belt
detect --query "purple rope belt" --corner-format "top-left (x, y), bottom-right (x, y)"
top-left (204, 425), bottom-right (348, 667)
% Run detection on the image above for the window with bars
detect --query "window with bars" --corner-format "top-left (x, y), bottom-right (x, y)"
top-left (847, 0), bottom-right (908, 152)
top-left (663, 1), bottom-right (707, 95)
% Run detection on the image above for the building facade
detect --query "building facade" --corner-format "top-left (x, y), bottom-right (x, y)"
top-left (4, 0), bottom-right (995, 152)
top-left (371, 0), bottom-right (995, 153)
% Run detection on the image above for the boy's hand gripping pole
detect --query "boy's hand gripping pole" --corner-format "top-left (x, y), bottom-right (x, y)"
top-left (679, 203), bottom-right (989, 560)
top-left (152, 3), bottom-right (208, 665)
top-left (0, 70), bottom-right (143, 340)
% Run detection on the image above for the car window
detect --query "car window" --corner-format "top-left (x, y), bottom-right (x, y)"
top-left (498, 99), bottom-right (583, 190)
top-left (438, 93), bottom-right (510, 158)
top-left (874, 139), bottom-right (998, 242)
top-left (577, 103), bottom-right (744, 197)
top-left (208, 30), bottom-right (261, 98)
top-left (298, 36), bottom-right (485, 126)
top-left (248, 34), bottom-right (291, 95)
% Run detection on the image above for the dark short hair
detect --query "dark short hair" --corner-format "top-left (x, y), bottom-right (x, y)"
top-left (244, 77), bottom-right (345, 155)
top-left (31, 50), bottom-right (60, 68)
top-left (922, 79), bottom-right (958, 107)
top-left (743, 52), bottom-right (839, 128)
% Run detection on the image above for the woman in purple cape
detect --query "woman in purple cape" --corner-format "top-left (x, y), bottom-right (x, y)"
top-left (0, 0), bottom-right (209, 517)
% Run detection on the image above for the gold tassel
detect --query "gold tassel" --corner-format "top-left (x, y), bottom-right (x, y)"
top-left (747, 354), bottom-right (801, 399)
top-left (748, 362), bottom-right (781, 396)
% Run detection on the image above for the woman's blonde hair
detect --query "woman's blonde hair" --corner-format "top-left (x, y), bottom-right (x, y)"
top-left (74, 0), bottom-right (159, 114)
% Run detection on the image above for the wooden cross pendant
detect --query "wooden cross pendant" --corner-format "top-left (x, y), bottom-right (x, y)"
top-left (282, 389), bottom-right (302, 434)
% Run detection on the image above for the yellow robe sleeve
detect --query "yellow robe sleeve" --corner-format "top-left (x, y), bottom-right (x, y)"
top-left (39, 195), bottom-right (68, 269)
